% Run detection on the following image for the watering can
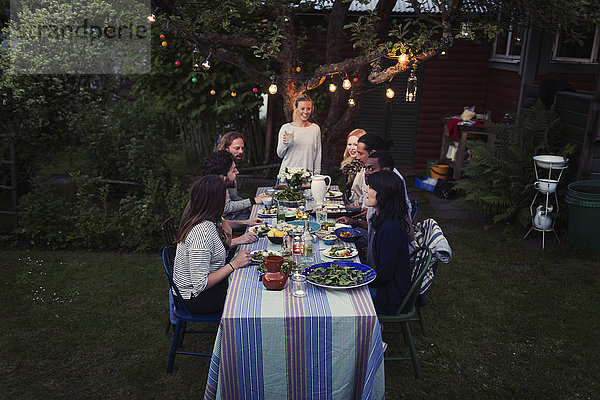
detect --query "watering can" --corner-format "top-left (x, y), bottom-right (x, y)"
top-left (533, 205), bottom-right (553, 231)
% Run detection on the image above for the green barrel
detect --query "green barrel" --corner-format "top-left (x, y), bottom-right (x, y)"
top-left (426, 160), bottom-right (437, 178)
top-left (565, 180), bottom-right (600, 251)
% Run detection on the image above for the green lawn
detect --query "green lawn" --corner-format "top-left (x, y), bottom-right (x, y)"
top-left (2, 199), bottom-right (599, 399)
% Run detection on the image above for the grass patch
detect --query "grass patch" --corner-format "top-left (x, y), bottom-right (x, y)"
top-left (2, 197), bottom-right (599, 398)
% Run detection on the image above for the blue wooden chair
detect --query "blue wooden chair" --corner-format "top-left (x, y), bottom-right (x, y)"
top-left (377, 246), bottom-right (433, 378)
top-left (161, 245), bottom-right (222, 373)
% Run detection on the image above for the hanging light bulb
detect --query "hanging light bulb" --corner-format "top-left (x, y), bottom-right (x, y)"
top-left (348, 97), bottom-right (356, 107)
top-left (328, 83), bottom-right (337, 92)
top-left (202, 52), bottom-right (212, 71)
top-left (405, 69), bottom-right (418, 102)
top-left (231, 91), bottom-right (237, 97)
top-left (342, 76), bottom-right (352, 90)
top-left (385, 87), bottom-right (395, 99)
top-left (192, 45), bottom-right (202, 72)
top-left (399, 54), bottom-right (408, 63)
top-left (268, 76), bottom-right (278, 94)
top-left (147, 14), bottom-right (156, 23)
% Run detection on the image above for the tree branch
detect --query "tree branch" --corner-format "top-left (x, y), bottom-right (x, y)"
top-left (307, 51), bottom-right (380, 89)
top-left (191, 33), bottom-right (263, 49)
top-left (367, 50), bottom-right (436, 84)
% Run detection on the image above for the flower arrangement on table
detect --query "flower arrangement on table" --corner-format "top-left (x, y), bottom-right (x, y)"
top-left (277, 167), bottom-right (312, 191)
top-left (275, 167), bottom-right (312, 204)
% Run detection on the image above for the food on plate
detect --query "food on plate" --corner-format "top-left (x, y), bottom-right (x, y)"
top-left (339, 231), bottom-right (355, 238)
top-left (325, 245), bottom-right (354, 258)
top-left (259, 205), bottom-right (278, 215)
top-left (320, 221), bottom-right (334, 230)
top-left (326, 190), bottom-right (342, 197)
top-left (267, 228), bottom-right (287, 238)
top-left (251, 224), bottom-right (271, 236)
top-left (251, 250), bottom-right (280, 262)
top-left (277, 222), bottom-right (304, 235)
top-left (305, 262), bottom-right (365, 286)
top-left (295, 210), bottom-right (309, 220)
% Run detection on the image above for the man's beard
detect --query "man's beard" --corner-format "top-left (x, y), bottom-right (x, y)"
top-left (226, 178), bottom-right (237, 188)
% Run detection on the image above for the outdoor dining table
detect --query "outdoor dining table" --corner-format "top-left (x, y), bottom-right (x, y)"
top-left (203, 186), bottom-right (385, 400)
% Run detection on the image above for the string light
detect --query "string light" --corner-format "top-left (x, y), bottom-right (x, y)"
top-left (342, 74), bottom-right (352, 90)
top-left (153, 5), bottom-right (424, 103)
top-left (147, 14), bottom-right (156, 23)
top-left (175, 60), bottom-right (180, 66)
top-left (202, 52), bottom-right (212, 71)
top-left (385, 87), bottom-right (395, 99)
top-left (210, 89), bottom-right (216, 95)
top-left (348, 95), bottom-right (356, 107)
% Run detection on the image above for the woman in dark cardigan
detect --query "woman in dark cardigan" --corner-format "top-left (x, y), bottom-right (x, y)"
top-left (365, 170), bottom-right (411, 315)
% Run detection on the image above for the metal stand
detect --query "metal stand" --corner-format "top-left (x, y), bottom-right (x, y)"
top-left (523, 159), bottom-right (568, 249)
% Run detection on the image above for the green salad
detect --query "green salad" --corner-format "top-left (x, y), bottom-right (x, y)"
top-left (274, 188), bottom-right (305, 201)
top-left (305, 263), bottom-right (365, 286)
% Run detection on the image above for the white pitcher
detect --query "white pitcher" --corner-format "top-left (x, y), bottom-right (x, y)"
top-left (311, 174), bottom-right (331, 205)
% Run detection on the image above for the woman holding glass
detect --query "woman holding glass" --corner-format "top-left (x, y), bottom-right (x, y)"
top-left (365, 170), bottom-right (411, 315)
top-left (173, 175), bottom-right (252, 314)
top-left (340, 128), bottom-right (366, 206)
top-left (277, 93), bottom-right (322, 175)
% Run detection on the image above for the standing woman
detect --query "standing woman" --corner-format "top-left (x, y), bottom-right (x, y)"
top-left (340, 128), bottom-right (366, 206)
top-left (173, 175), bottom-right (252, 314)
top-left (365, 170), bottom-right (411, 315)
top-left (277, 93), bottom-right (322, 175)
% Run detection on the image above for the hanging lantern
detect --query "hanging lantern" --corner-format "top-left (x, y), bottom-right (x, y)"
top-left (385, 87), bottom-right (395, 99)
top-left (328, 83), bottom-right (337, 92)
top-left (405, 69), bottom-right (417, 102)
top-left (192, 45), bottom-right (202, 72)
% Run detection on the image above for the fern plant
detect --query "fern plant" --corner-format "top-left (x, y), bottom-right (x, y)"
top-left (454, 100), bottom-right (576, 230)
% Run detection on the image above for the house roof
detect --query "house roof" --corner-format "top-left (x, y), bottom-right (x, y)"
top-left (348, 0), bottom-right (440, 13)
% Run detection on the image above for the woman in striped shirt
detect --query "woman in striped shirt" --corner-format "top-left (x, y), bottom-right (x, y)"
top-left (173, 175), bottom-right (252, 314)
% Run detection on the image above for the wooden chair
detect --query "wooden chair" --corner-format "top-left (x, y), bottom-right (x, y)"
top-left (378, 246), bottom-right (433, 378)
top-left (161, 216), bottom-right (177, 246)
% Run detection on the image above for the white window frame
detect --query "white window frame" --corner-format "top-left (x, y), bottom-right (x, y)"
top-left (552, 27), bottom-right (599, 64)
top-left (490, 27), bottom-right (523, 64)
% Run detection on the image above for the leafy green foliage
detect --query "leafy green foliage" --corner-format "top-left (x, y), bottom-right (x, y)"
top-left (454, 100), bottom-right (576, 230)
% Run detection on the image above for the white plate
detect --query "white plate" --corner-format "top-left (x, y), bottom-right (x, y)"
top-left (257, 207), bottom-right (277, 217)
top-left (322, 247), bottom-right (359, 259)
top-left (250, 250), bottom-right (281, 264)
top-left (249, 224), bottom-right (272, 236)
top-left (325, 190), bottom-right (343, 198)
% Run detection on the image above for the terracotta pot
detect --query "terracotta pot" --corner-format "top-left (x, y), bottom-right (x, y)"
top-left (262, 255), bottom-right (287, 290)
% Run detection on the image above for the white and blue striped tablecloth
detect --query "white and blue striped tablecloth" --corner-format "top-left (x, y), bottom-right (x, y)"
top-left (204, 187), bottom-right (385, 400)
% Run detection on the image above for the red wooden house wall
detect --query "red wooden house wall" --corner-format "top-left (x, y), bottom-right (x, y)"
top-left (413, 40), bottom-right (491, 168)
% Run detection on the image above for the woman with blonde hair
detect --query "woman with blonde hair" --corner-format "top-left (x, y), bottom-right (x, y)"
top-left (340, 128), bottom-right (366, 206)
top-left (277, 93), bottom-right (322, 175)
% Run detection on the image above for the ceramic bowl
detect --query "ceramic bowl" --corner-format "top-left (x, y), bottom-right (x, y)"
top-left (262, 196), bottom-right (273, 206)
top-left (322, 234), bottom-right (338, 245)
top-left (334, 227), bottom-right (363, 243)
top-left (267, 235), bottom-right (284, 245)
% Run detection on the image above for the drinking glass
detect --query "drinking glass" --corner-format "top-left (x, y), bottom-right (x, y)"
top-left (291, 272), bottom-right (307, 298)
top-left (285, 131), bottom-right (294, 143)
top-left (316, 208), bottom-right (327, 226)
top-left (281, 234), bottom-right (292, 258)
